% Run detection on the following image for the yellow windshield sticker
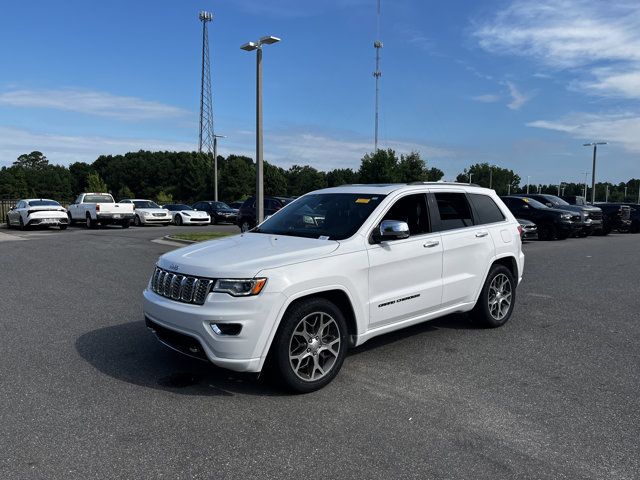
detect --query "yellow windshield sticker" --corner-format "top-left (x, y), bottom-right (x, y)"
top-left (523, 198), bottom-right (529, 202)
top-left (355, 198), bottom-right (371, 204)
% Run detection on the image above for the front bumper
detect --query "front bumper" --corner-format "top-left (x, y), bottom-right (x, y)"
top-left (26, 215), bottom-right (69, 226)
top-left (142, 288), bottom-right (286, 372)
top-left (141, 215), bottom-right (172, 224)
top-left (183, 216), bottom-right (210, 224)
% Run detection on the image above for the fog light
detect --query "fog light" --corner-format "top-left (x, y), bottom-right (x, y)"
top-left (210, 323), bottom-right (242, 336)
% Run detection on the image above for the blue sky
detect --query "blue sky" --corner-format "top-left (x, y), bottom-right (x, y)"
top-left (0, 0), bottom-right (638, 184)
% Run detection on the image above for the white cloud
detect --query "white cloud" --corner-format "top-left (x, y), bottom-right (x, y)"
top-left (471, 94), bottom-right (501, 103)
top-left (504, 81), bottom-right (529, 110)
top-left (0, 126), bottom-right (194, 166)
top-left (0, 88), bottom-right (188, 120)
top-left (474, 0), bottom-right (640, 99)
top-left (527, 112), bottom-right (640, 153)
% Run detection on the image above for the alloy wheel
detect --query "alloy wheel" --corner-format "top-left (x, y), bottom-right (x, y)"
top-left (488, 273), bottom-right (512, 321)
top-left (288, 312), bottom-right (341, 382)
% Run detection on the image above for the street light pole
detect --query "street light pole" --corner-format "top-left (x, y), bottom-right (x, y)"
top-left (241, 36), bottom-right (280, 225)
top-left (583, 142), bottom-right (607, 204)
top-left (468, 173), bottom-right (473, 184)
top-left (212, 134), bottom-right (226, 201)
top-left (526, 176), bottom-right (531, 194)
top-left (489, 166), bottom-right (493, 189)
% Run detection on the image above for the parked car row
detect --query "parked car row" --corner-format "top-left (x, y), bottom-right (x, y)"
top-left (500, 193), bottom-right (634, 241)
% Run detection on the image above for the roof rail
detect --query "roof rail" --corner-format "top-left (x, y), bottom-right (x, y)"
top-left (407, 181), bottom-right (483, 187)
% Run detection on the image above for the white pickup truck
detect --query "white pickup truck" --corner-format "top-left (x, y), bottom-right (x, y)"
top-left (67, 193), bottom-right (134, 228)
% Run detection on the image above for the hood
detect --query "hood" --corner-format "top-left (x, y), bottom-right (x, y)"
top-left (158, 233), bottom-right (340, 278)
top-left (136, 208), bottom-right (168, 214)
top-left (182, 210), bottom-right (209, 216)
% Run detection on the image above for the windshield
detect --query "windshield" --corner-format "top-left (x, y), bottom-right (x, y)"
top-left (212, 202), bottom-right (230, 209)
top-left (27, 200), bottom-right (60, 207)
top-left (133, 200), bottom-right (160, 209)
top-left (546, 195), bottom-right (569, 206)
top-left (84, 194), bottom-right (114, 203)
top-left (173, 204), bottom-right (193, 211)
top-left (254, 193), bottom-right (386, 240)
top-left (522, 198), bottom-right (548, 209)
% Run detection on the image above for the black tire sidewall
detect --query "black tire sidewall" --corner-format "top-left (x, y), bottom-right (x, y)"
top-left (272, 298), bottom-right (348, 393)
top-left (472, 265), bottom-right (516, 328)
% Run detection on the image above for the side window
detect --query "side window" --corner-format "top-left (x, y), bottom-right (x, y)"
top-left (469, 194), bottom-right (505, 225)
top-left (75, 195), bottom-right (83, 204)
top-left (381, 194), bottom-right (430, 236)
top-left (433, 192), bottom-right (474, 231)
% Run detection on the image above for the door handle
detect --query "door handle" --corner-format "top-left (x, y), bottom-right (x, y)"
top-left (423, 240), bottom-right (440, 248)
top-left (475, 232), bottom-right (489, 238)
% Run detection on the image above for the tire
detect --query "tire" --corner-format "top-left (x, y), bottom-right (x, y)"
top-left (5, 216), bottom-right (11, 229)
top-left (556, 230), bottom-right (570, 240)
top-left (538, 224), bottom-right (552, 241)
top-left (133, 215), bottom-right (141, 227)
top-left (175, 215), bottom-right (183, 226)
top-left (60, 224), bottom-right (68, 230)
top-left (471, 264), bottom-right (516, 328)
top-left (85, 214), bottom-right (95, 229)
top-left (271, 297), bottom-right (348, 393)
top-left (19, 216), bottom-right (26, 231)
top-left (120, 219), bottom-right (130, 229)
top-left (67, 213), bottom-right (74, 226)
top-left (210, 216), bottom-right (217, 225)
top-left (240, 220), bottom-right (252, 233)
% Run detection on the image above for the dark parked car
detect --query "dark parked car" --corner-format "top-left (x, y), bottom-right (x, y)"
top-left (592, 203), bottom-right (632, 234)
top-left (562, 196), bottom-right (630, 235)
top-left (517, 218), bottom-right (538, 241)
top-left (513, 193), bottom-right (602, 236)
top-left (501, 196), bottom-right (580, 240)
top-left (618, 203), bottom-right (640, 233)
top-left (192, 201), bottom-right (237, 225)
top-left (228, 201), bottom-right (244, 210)
top-left (236, 196), bottom-right (285, 232)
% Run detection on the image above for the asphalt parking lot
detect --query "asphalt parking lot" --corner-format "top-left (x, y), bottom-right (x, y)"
top-left (1, 225), bottom-right (639, 480)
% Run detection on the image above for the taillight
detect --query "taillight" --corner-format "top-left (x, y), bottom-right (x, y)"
top-left (96, 204), bottom-right (100, 212)
top-left (517, 225), bottom-right (523, 237)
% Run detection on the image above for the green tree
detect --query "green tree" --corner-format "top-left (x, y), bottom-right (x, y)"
top-left (13, 151), bottom-right (49, 170)
top-left (456, 163), bottom-right (520, 196)
top-left (286, 165), bottom-right (327, 196)
top-left (219, 155), bottom-right (255, 202)
top-left (358, 149), bottom-right (399, 183)
top-left (264, 162), bottom-right (288, 196)
top-left (156, 191), bottom-right (173, 205)
top-left (327, 168), bottom-right (359, 187)
top-left (86, 172), bottom-right (108, 193)
top-left (397, 152), bottom-right (428, 183)
top-left (117, 185), bottom-right (135, 200)
top-left (425, 167), bottom-right (444, 181)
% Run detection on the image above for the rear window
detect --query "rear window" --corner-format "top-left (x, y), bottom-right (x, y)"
top-left (84, 195), bottom-right (114, 203)
top-left (469, 194), bottom-right (505, 225)
top-left (27, 200), bottom-right (60, 207)
top-left (433, 193), bottom-right (474, 231)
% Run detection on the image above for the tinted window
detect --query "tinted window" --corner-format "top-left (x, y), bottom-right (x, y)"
top-left (255, 193), bottom-right (385, 240)
top-left (83, 194), bottom-right (114, 203)
top-left (381, 194), bottom-right (430, 235)
top-left (133, 200), bottom-right (159, 208)
top-left (27, 200), bottom-right (61, 207)
top-left (469, 194), bottom-right (505, 225)
top-left (434, 193), bottom-right (473, 231)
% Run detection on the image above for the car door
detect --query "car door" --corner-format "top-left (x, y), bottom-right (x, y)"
top-left (367, 192), bottom-right (443, 328)
top-left (429, 191), bottom-right (494, 307)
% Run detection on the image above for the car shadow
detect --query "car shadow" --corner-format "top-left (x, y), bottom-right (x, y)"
top-left (75, 321), bottom-right (283, 397)
top-left (349, 312), bottom-right (481, 355)
top-left (76, 313), bottom-right (481, 396)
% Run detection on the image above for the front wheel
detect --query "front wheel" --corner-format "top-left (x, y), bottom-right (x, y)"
top-left (175, 215), bottom-right (183, 226)
top-left (271, 298), bottom-right (348, 393)
top-left (5, 216), bottom-right (11, 229)
top-left (133, 215), bottom-right (141, 227)
top-left (239, 220), bottom-right (252, 232)
top-left (471, 265), bottom-right (516, 328)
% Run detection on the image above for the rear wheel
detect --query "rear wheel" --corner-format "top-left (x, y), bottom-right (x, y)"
top-left (471, 265), bottom-right (516, 328)
top-left (59, 225), bottom-right (68, 230)
top-left (85, 214), bottom-right (95, 229)
top-left (240, 220), bottom-right (252, 232)
top-left (271, 298), bottom-right (348, 393)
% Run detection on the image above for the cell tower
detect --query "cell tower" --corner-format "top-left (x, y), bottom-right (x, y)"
top-left (373, 0), bottom-right (383, 151)
top-left (198, 11), bottom-right (215, 157)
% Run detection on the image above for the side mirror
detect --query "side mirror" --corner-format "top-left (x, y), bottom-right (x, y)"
top-left (373, 220), bottom-right (410, 243)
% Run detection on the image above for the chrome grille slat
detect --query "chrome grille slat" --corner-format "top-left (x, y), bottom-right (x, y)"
top-left (149, 267), bottom-right (213, 305)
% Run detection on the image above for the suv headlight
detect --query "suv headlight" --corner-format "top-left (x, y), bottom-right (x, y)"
top-left (212, 278), bottom-right (267, 296)
top-left (560, 213), bottom-right (572, 220)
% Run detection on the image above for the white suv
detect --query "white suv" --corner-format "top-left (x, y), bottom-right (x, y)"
top-left (143, 183), bottom-right (524, 392)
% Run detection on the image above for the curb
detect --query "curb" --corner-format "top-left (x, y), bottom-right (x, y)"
top-left (163, 235), bottom-right (197, 245)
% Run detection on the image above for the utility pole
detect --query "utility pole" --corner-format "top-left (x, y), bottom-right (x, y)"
top-left (373, 0), bottom-right (383, 151)
top-left (241, 36), bottom-right (281, 225)
top-left (583, 142), bottom-right (607, 205)
top-left (489, 166), bottom-right (493, 189)
top-left (507, 183), bottom-right (511, 195)
top-left (468, 173), bottom-right (473, 184)
top-left (526, 176), bottom-right (531, 194)
top-left (582, 172), bottom-right (589, 199)
top-left (212, 134), bottom-right (226, 201)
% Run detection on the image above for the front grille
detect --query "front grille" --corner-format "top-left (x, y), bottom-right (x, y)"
top-left (153, 213), bottom-right (165, 217)
top-left (150, 266), bottom-right (214, 305)
top-left (590, 211), bottom-right (603, 220)
top-left (571, 214), bottom-right (581, 222)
